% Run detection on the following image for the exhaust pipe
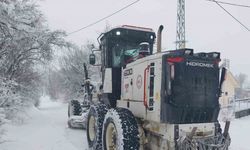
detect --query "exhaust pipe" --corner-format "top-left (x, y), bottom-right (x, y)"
top-left (157, 25), bottom-right (164, 53)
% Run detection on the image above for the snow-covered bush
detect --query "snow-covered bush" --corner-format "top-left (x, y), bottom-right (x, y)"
top-left (0, 108), bottom-right (7, 142)
top-left (0, 78), bottom-right (20, 142)
top-left (0, 78), bottom-right (22, 119)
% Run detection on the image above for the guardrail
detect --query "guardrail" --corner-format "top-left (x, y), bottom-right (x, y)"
top-left (219, 98), bottom-right (250, 120)
top-left (234, 98), bottom-right (250, 118)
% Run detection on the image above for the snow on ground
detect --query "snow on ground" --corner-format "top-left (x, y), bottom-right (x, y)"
top-left (0, 95), bottom-right (88, 150)
top-left (229, 116), bottom-right (250, 150)
top-left (0, 95), bottom-right (249, 150)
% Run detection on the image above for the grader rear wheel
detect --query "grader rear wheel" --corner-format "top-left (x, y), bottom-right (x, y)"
top-left (105, 122), bottom-right (117, 150)
top-left (102, 108), bottom-right (140, 150)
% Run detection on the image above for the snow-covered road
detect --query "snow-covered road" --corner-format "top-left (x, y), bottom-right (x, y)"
top-left (229, 116), bottom-right (250, 150)
top-left (0, 96), bottom-right (88, 150)
top-left (0, 96), bottom-right (249, 150)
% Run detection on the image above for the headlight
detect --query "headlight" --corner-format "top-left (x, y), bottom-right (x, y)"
top-left (116, 31), bottom-right (121, 36)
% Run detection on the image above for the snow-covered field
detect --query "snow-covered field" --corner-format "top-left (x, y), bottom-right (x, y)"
top-left (0, 96), bottom-right (249, 150)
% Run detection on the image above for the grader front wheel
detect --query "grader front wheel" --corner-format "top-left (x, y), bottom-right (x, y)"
top-left (68, 100), bottom-right (82, 117)
top-left (87, 103), bottom-right (108, 149)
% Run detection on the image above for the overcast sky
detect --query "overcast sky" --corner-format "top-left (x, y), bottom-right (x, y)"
top-left (39, 0), bottom-right (250, 78)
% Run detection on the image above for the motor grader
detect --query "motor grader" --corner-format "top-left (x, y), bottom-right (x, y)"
top-left (87, 25), bottom-right (231, 150)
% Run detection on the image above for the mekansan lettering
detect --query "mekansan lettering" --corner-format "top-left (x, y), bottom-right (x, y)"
top-left (186, 61), bottom-right (214, 68)
top-left (124, 68), bottom-right (133, 76)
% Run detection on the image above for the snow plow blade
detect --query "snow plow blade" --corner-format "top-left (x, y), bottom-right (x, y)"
top-left (68, 116), bottom-right (85, 129)
top-left (68, 111), bottom-right (89, 129)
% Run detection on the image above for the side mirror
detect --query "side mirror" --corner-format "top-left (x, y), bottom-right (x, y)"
top-left (89, 54), bottom-right (96, 65)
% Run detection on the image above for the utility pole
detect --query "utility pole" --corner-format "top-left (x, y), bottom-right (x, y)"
top-left (176, 0), bottom-right (186, 49)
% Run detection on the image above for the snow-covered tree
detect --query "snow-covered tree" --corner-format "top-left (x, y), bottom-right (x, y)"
top-left (56, 44), bottom-right (91, 100)
top-left (45, 41), bottom-right (101, 101)
top-left (0, 0), bottom-right (71, 138)
top-left (0, 0), bottom-right (68, 80)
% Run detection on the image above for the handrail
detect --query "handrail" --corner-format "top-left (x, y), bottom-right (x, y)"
top-left (235, 98), bottom-right (250, 102)
top-left (143, 65), bottom-right (150, 108)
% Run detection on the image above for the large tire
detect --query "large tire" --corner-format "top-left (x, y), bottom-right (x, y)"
top-left (87, 103), bottom-right (108, 149)
top-left (102, 108), bottom-right (140, 150)
top-left (68, 100), bottom-right (82, 117)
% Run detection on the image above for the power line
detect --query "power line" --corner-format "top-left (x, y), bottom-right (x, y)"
top-left (211, 0), bottom-right (250, 32)
top-left (206, 0), bottom-right (250, 8)
top-left (68, 0), bottom-right (140, 36)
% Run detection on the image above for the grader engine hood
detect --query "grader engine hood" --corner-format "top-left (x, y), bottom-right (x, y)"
top-left (161, 50), bottom-right (221, 124)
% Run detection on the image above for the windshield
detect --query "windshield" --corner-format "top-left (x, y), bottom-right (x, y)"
top-left (111, 42), bottom-right (149, 67)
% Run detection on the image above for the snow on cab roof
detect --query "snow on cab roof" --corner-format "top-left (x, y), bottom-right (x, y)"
top-left (113, 25), bottom-right (154, 33)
